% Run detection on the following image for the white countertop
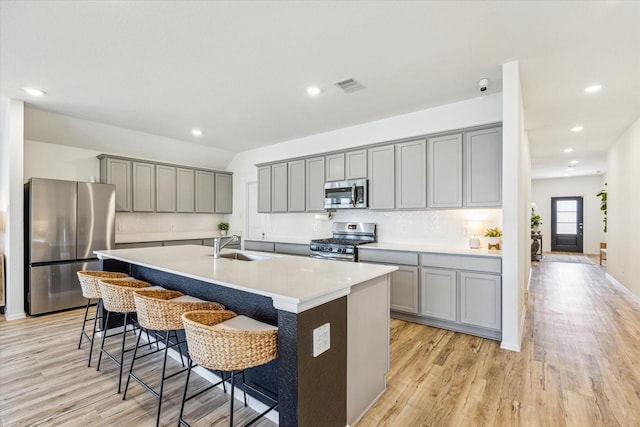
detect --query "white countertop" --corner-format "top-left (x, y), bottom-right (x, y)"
top-left (95, 245), bottom-right (397, 313)
top-left (116, 231), bottom-right (242, 244)
top-left (359, 242), bottom-right (502, 257)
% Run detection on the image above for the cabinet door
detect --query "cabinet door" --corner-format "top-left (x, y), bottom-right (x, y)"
top-left (132, 161), bottom-right (155, 212)
top-left (420, 268), bottom-right (457, 321)
top-left (325, 153), bottom-right (345, 182)
top-left (368, 145), bottom-right (395, 210)
top-left (101, 158), bottom-right (132, 212)
top-left (345, 149), bottom-right (367, 179)
top-left (460, 272), bottom-right (501, 330)
top-left (156, 165), bottom-right (176, 212)
top-left (215, 173), bottom-right (233, 213)
top-left (428, 134), bottom-right (463, 208)
top-left (287, 160), bottom-right (305, 212)
top-left (390, 266), bottom-right (419, 314)
top-left (305, 157), bottom-right (325, 211)
top-left (195, 171), bottom-right (215, 213)
top-left (176, 168), bottom-right (195, 213)
top-left (395, 139), bottom-right (426, 209)
top-left (257, 165), bottom-right (271, 213)
top-left (271, 163), bottom-right (288, 212)
top-left (465, 127), bottom-right (502, 207)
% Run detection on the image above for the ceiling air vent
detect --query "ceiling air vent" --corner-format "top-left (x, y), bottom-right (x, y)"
top-left (335, 78), bottom-right (365, 94)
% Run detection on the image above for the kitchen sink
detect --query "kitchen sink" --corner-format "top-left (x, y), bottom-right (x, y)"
top-left (217, 252), bottom-right (272, 261)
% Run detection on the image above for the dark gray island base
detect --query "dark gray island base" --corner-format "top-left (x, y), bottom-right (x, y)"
top-left (99, 251), bottom-right (388, 427)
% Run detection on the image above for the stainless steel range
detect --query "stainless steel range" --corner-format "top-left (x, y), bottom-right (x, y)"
top-left (310, 222), bottom-right (377, 262)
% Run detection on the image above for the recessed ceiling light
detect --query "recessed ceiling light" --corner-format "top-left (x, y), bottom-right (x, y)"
top-left (564, 174), bottom-right (569, 177)
top-left (570, 160), bottom-right (579, 165)
top-left (584, 84), bottom-right (602, 93)
top-left (571, 126), bottom-right (584, 132)
top-left (23, 87), bottom-right (45, 96)
top-left (306, 86), bottom-right (321, 96)
top-left (191, 129), bottom-right (203, 136)
top-left (564, 148), bottom-right (574, 153)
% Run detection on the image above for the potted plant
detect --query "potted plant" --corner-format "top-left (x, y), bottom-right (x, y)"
top-left (531, 209), bottom-right (542, 233)
top-left (484, 227), bottom-right (503, 249)
top-left (597, 183), bottom-right (607, 232)
top-left (217, 222), bottom-right (229, 236)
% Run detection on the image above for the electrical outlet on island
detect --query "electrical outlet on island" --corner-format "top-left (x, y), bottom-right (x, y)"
top-left (313, 323), bottom-right (331, 357)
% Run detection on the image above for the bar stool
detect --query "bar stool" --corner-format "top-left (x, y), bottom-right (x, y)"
top-left (77, 271), bottom-right (129, 367)
top-left (123, 289), bottom-right (226, 427)
top-left (179, 310), bottom-right (279, 427)
top-left (96, 278), bottom-right (154, 393)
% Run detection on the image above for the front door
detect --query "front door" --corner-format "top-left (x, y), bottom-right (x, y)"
top-left (551, 196), bottom-right (583, 252)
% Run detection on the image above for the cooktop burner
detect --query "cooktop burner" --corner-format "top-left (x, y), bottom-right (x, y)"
top-left (310, 238), bottom-right (371, 247)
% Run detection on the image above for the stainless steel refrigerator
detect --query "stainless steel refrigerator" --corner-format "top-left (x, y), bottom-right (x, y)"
top-left (25, 178), bottom-right (115, 315)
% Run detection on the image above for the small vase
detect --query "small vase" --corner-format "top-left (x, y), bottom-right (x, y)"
top-left (220, 230), bottom-right (227, 237)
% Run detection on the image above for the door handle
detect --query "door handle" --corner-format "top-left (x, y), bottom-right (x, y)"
top-left (351, 184), bottom-right (357, 207)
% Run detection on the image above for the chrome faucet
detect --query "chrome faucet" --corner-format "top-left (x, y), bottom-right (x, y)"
top-left (212, 234), bottom-right (240, 258)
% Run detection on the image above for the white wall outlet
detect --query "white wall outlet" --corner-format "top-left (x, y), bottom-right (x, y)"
top-left (313, 323), bottom-right (331, 357)
top-left (118, 223), bottom-right (125, 231)
top-left (170, 223), bottom-right (176, 231)
top-left (401, 224), bottom-right (407, 233)
top-left (312, 223), bottom-right (319, 232)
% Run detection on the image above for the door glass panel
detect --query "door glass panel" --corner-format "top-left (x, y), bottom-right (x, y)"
top-left (556, 200), bottom-right (577, 235)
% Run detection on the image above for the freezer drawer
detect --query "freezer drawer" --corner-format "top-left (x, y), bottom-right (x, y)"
top-left (28, 260), bottom-right (98, 315)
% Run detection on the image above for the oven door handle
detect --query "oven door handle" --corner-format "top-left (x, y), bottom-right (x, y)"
top-left (309, 254), bottom-right (353, 262)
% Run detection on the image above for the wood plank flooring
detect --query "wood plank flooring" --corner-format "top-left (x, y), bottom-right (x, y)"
top-left (2, 256), bottom-right (640, 426)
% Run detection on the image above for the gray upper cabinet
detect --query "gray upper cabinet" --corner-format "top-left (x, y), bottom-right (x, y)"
top-left (325, 153), bottom-right (345, 182)
top-left (420, 267), bottom-right (457, 321)
top-left (288, 160), bottom-right (305, 212)
top-left (176, 168), bottom-right (195, 213)
top-left (345, 149), bottom-right (367, 179)
top-left (195, 170), bottom-right (215, 213)
top-left (395, 139), bottom-right (426, 209)
top-left (257, 165), bottom-right (272, 213)
top-left (132, 161), bottom-right (155, 212)
top-left (465, 127), bottom-right (502, 207)
top-left (215, 173), bottom-right (233, 214)
top-left (368, 145), bottom-right (395, 210)
top-left (428, 134), bottom-right (463, 208)
top-left (100, 157), bottom-right (132, 212)
top-left (271, 163), bottom-right (288, 212)
top-left (156, 165), bottom-right (176, 212)
top-left (460, 272), bottom-right (501, 330)
top-left (305, 157), bottom-right (325, 212)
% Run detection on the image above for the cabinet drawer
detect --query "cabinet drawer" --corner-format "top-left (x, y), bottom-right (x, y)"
top-left (421, 253), bottom-right (501, 273)
top-left (275, 243), bottom-right (309, 256)
top-left (163, 239), bottom-right (203, 246)
top-left (244, 240), bottom-right (275, 252)
top-left (358, 249), bottom-right (418, 266)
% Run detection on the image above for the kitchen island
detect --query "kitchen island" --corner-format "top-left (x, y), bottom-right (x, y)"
top-left (95, 245), bottom-right (396, 427)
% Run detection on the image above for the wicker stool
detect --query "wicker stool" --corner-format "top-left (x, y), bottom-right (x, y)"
top-left (179, 311), bottom-right (279, 427)
top-left (77, 271), bottom-right (128, 367)
top-left (123, 289), bottom-right (225, 427)
top-left (96, 278), bottom-right (154, 393)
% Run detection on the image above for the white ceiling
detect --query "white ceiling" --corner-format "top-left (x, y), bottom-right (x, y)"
top-left (1, 1), bottom-right (639, 179)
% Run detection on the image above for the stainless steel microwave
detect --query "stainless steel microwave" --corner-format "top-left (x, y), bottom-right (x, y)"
top-left (324, 179), bottom-right (368, 209)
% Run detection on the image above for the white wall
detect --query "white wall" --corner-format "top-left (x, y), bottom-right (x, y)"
top-left (501, 60), bottom-right (529, 352)
top-left (227, 93), bottom-right (503, 245)
top-left (606, 116), bottom-right (640, 297)
top-left (531, 175), bottom-right (606, 254)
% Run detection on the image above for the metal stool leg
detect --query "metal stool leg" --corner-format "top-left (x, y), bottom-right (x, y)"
top-left (229, 371), bottom-right (236, 427)
top-left (117, 312), bottom-right (129, 393)
top-left (96, 310), bottom-right (110, 371)
top-left (78, 298), bottom-right (91, 349)
top-left (178, 359), bottom-right (194, 427)
top-left (122, 327), bottom-right (144, 400)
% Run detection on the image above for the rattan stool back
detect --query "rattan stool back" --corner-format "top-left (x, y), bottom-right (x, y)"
top-left (78, 271), bottom-right (128, 299)
top-left (99, 278), bottom-right (151, 313)
top-left (133, 289), bottom-right (225, 331)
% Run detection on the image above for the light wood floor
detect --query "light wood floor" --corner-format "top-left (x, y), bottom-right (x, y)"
top-left (2, 257), bottom-right (640, 426)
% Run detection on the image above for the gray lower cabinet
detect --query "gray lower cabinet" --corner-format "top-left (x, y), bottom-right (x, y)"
top-left (215, 173), bottom-right (232, 213)
top-left (163, 239), bottom-right (203, 246)
top-left (195, 171), bottom-right (215, 213)
top-left (271, 163), bottom-right (288, 212)
top-left (176, 168), bottom-right (195, 213)
top-left (345, 149), bottom-right (367, 179)
top-left (115, 241), bottom-right (162, 249)
top-left (305, 157), bottom-right (325, 211)
top-left (257, 165), bottom-right (271, 213)
top-left (132, 161), bottom-right (155, 212)
top-left (460, 272), bottom-right (501, 330)
top-left (287, 160), bottom-right (305, 212)
top-left (325, 153), bottom-right (345, 182)
top-left (420, 268), bottom-right (457, 321)
top-left (390, 266), bottom-right (419, 314)
top-left (368, 145), bottom-right (395, 209)
top-left (395, 139), bottom-right (426, 209)
top-left (465, 127), bottom-right (502, 207)
top-left (274, 242), bottom-right (309, 257)
top-left (100, 157), bottom-right (132, 212)
top-left (428, 133), bottom-right (463, 208)
top-left (156, 165), bottom-right (176, 212)
top-left (244, 240), bottom-right (275, 252)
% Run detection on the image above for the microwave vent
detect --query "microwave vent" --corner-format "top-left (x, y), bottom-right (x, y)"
top-left (335, 78), bottom-right (365, 94)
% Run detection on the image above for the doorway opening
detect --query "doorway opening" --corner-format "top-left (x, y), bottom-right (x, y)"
top-left (550, 196), bottom-right (583, 253)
